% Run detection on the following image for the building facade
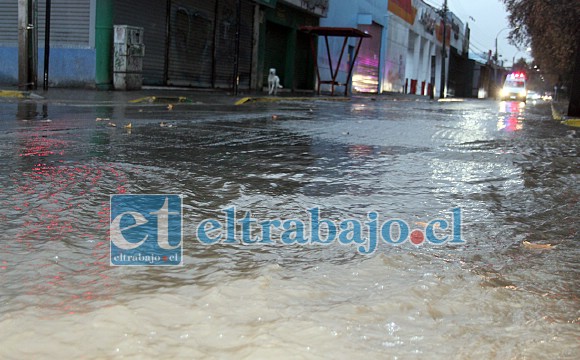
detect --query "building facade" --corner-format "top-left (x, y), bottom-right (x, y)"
top-left (0, 0), bottom-right (96, 87)
top-left (315, 0), bottom-right (469, 97)
top-left (0, 0), bottom-right (326, 90)
top-left (383, 0), bottom-right (469, 97)
top-left (0, 0), bottom-right (473, 98)
top-left (317, 0), bottom-right (389, 94)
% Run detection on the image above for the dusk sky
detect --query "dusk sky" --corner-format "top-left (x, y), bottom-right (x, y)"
top-left (425, 0), bottom-right (531, 65)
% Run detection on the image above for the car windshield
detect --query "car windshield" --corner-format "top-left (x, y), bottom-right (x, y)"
top-left (505, 80), bottom-right (525, 88)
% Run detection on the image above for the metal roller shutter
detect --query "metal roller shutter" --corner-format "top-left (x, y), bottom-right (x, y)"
top-left (0, 1), bottom-right (18, 45)
top-left (167, 0), bottom-right (216, 87)
top-left (40, 0), bottom-right (91, 45)
top-left (213, 0), bottom-right (253, 89)
top-left (115, 0), bottom-right (168, 85)
top-left (237, 0), bottom-right (253, 89)
top-left (213, 0), bottom-right (236, 88)
top-left (0, 0), bottom-right (91, 46)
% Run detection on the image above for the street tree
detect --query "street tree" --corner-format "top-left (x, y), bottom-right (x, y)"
top-left (501, 0), bottom-right (580, 116)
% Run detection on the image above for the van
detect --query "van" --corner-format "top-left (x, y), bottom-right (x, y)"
top-left (500, 72), bottom-right (527, 102)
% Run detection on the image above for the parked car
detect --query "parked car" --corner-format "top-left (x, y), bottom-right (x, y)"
top-left (542, 92), bottom-right (553, 101)
top-left (526, 90), bottom-right (541, 101)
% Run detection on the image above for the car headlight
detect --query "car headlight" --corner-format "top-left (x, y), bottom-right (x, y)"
top-left (519, 89), bottom-right (527, 97)
top-left (501, 89), bottom-right (508, 97)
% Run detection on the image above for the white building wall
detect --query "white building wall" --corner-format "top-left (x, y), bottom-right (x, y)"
top-left (382, 0), bottom-right (466, 97)
top-left (382, 14), bottom-right (407, 92)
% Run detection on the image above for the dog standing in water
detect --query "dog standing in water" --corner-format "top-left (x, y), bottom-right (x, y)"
top-left (268, 68), bottom-right (283, 95)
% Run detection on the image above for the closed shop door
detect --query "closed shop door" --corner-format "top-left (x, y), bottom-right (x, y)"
top-left (114, 0), bottom-right (168, 85)
top-left (294, 31), bottom-right (315, 90)
top-left (167, 0), bottom-right (216, 87)
top-left (264, 22), bottom-right (289, 88)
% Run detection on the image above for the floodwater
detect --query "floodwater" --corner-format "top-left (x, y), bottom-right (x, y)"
top-left (0, 96), bottom-right (578, 359)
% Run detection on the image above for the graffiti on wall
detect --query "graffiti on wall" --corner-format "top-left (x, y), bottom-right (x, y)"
top-left (283, 0), bottom-right (329, 17)
top-left (419, 8), bottom-right (437, 35)
top-left (451, 19), bottom-right (460, 40)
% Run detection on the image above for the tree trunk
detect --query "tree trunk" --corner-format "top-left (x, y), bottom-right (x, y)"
top-left (568, 35), bottom-right (580, 117)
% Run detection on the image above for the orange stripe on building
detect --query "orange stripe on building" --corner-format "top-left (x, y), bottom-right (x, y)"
top-left (388, 0), bottom-right (417, 25)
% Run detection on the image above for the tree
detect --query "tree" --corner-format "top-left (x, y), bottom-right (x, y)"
top-left (501, 0), bottom-right (580, 116)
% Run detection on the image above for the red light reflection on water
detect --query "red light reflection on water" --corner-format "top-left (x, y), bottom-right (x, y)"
top-left (498, 101), bottom-right (525, 132)
top-left (3, 128), bottom-right (132, 315)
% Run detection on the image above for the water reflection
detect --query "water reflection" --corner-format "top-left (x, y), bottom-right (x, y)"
top-left (0, 98), bottom-right (577, 359)
top-left (498, 101), bottom-right (526, 132)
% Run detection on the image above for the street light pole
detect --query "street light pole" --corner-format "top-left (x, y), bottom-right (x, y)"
top-left (512, 52), bottom-right (520, 69)
top-left (494, 27), bottom-right (514, 63)
top-left (439, 0), bottom-right (448, 99)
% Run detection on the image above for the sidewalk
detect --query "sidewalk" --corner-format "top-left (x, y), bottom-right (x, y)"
top-left (0, 86), bottom-right (434, 107)
top-left (0, 87), bottom-right (237, 106)
top-left (551, 101), bottom-right (580, 127)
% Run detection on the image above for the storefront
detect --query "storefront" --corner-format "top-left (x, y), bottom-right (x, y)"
top-left (258, 0), bottom-right (324, 91)
top-left (114, 0), bottom-right (255, 89)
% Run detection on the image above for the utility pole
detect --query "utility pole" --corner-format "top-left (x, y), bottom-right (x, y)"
top-left (18, 0), bottom-right (38, 90)
top-left (18, 0), bottom-right (29, 90)
top-left (43, 0), bottom-right (51, 91)
top-left (439, 0), bottom-right (448, 99)
top-left (568, 34), bottom-right (580, 117)
top-left (232, 0), bottom-right (242, 95)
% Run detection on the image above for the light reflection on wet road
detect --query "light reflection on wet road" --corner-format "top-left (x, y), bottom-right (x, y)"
top-left (0, 97), bottom-right (578, 359)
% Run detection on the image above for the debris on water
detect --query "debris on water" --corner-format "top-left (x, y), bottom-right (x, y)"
top-left (167, 104), bottom-right (174, 111)
top-left (160, 122), bottom-right (174, 128)
top-left (124, 123), bottom-right (132, 129)
top-left (522, 241), bottom-right (554, 249)
top-left (129, 96), bottom-right (192, 104)
top-left (107, 122), bottom-right (117, 127)
top-left (272, 115), bottom-right (278, 120)
top-left (96, 117), bottom-right (110, 122)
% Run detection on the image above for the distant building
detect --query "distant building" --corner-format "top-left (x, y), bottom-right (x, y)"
top-left (315, 0), bottom-right (470, 97)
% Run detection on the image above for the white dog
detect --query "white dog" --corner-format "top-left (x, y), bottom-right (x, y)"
top-left (268, 68), bottom-right (283, 95)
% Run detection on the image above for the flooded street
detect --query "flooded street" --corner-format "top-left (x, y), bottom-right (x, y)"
top-left (0, 96), bottom-right (578, 359)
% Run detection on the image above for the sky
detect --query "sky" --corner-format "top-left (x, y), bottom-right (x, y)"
top-left (424, 0), bottom-right (532, 65)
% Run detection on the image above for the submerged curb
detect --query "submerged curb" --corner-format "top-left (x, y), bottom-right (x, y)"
top-left (551, 103), bottom-right (580, 127)
top-left (0, 90), bottom-right (44, 99)
top-left (234, 96), bottom-right (351, 105)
